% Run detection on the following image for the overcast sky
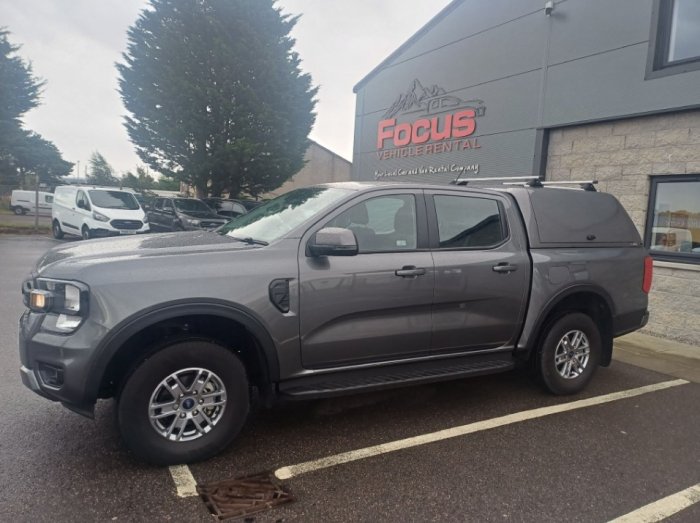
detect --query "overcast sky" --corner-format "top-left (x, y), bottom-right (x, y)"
top-left (2, 0), bottom-right (452, 177)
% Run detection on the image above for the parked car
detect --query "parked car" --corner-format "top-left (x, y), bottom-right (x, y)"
top-left (239, 198), bottom-right (265, 211)
top-left (51, 185), bottom-right (149, 240)
top-left (202, 197), bottom-right (247, 219)
top-left (10, 190), bottom-right (54, 216)
top-left (147, 197), bottom-right (228, 231)
top-left (19, 181), bottom-right (650, 465)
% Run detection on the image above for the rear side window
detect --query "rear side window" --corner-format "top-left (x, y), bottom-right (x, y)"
top-left (434, 195), bottom-right (505, 248)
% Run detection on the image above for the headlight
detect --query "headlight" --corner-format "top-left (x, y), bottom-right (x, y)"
top-left (186, 219), bottom-right (201, 226)
top-left (24, 278), bottom-right (89, 333)
top-left (143, 214), bottom-right (149, 223)
top-left (92, 210), bottom-right (109, 222)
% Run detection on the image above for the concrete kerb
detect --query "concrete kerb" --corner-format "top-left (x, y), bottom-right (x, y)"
top-left (613, 332), bottom-right (700, 383)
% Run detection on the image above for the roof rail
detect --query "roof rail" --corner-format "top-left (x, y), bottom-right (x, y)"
top-left (450, 175), bottom-right (540, 186)
top-left (503, 180), bottom-right (599, 191)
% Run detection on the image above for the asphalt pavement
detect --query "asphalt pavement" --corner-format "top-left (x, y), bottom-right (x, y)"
top-left (0, 234), bottom-right (698, 522)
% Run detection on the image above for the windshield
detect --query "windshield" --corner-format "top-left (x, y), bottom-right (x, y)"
top-left (173, 199), bottom-right (214, 213)
top-left (217, 187), bottom-right (352, 243)
top-left (88, 190), bottom-right (140, 210)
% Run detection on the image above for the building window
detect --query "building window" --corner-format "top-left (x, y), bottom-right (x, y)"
top-left (645, 175), bottom-right (700, 264)
top-left (647, 0), bottom-right (700, 79)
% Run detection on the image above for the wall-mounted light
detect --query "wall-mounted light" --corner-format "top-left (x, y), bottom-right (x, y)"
top-left (545, 0), bottom-right (554, 16)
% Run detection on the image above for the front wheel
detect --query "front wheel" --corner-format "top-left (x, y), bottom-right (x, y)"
top-left (14, 207), bottom-right (25, 215)
top-left (537, 312), bottom-right (601, 395)
top-left (81, 225), bottom-right (91, 240)
top-left (117, 340), bottom-right (249, 465)
top-left (52, 220), bottom-right (64, 239)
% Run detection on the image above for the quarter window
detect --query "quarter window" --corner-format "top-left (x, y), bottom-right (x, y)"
top-left (327, 194), bottom-right (417, 252)
top-left (434, 195), bottom-right (505, 249)
top-left (645, 175), bottom-right (700, 264)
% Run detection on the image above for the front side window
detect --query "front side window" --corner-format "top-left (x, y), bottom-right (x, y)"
top-left (648, 0), bottom-right (700, 77)
top-left (646, 175), bottom-right (700, 263)
top-left (434, 195), bottom-right (505, 249)
top-left (327, 194), bottom-right (417, 252)
top-left (76, 191), bottom-right (91, 211)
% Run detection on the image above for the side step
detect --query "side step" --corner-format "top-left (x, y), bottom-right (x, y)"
top-left (279, 352), bottom-right (515, 400)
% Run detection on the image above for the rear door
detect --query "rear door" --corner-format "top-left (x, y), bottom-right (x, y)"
top-left (426, 190), bottom-right (530, 353)
top-left (298, 189), bottom-right (435, 368)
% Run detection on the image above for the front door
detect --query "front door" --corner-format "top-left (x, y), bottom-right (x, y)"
top-left (426, 191), bottom-right (530, 353)
top-left (299, 190), bottom-right (434, 368)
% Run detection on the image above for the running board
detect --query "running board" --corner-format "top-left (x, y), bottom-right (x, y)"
top-left (279, 353), bottom-right (515, 400)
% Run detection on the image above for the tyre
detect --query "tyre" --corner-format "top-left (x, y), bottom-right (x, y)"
top-left (117, 340), bottom-right (250, 465)
top-left (14, 206), bottom-right (24, 215)
top-left (52, 220), bottom-right (64, 239)
top-left (81, 225), bottom-right (91, 240)
top-left (536, 312), bottom-right (601, 395)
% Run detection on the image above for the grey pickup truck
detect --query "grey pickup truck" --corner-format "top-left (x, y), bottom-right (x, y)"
top-left (19, 180), bottom-right (651, 464)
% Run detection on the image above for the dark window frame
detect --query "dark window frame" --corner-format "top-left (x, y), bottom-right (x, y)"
top-left (427, 193), bottom-right (510, 251)
top-left (644, 173), bottom-right (700, 265)
top-left (313, 190), bottom-right (430, 255)
top-left (646, 0), bottom-right (700, 80)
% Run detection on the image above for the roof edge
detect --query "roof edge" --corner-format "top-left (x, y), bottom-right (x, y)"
top-left (353, 0), bottom-right (466, 94)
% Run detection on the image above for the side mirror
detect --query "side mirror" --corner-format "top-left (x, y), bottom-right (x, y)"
top-left (77, 200), bottom-right (86, 210)
top-left (309, 227), bottom-right (358, 257)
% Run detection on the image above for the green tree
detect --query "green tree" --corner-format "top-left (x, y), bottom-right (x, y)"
top-left (87, 151), bottom-right (119, 186)
top-left (121, 165), bottom-right (157, 190)
top-left (14, 130), bottom-right (73, 185)
top-left (118, 0), bottom-right (317, 197)
top-left (0, 29), bottom-right (72, 186)
top-left (155, 175), bottom-right (180, 191)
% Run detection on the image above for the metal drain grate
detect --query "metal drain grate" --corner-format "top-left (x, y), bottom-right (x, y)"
top-left (197, 473), bottom-right (294, 520)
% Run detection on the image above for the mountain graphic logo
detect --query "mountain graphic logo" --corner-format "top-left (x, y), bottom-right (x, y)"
top-left (383, 79), bottom-right (485, 120)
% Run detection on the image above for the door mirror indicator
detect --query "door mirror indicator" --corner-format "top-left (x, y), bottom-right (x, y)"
top-left (309, 227), bottom-right (358, 257)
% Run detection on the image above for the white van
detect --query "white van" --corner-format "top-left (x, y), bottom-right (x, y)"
top-left (52, 185), bottom-right (150, 240)
top-left (10, 190), bottom-right (54, 216)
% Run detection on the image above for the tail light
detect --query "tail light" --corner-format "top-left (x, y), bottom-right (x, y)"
top-left (642, 255), bottom-right (653, 294)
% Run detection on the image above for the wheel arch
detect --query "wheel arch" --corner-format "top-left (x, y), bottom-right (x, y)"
top-left (527, 285), bottom-right (615, 367)
top-left (86, 299), bottom-right (280, 403)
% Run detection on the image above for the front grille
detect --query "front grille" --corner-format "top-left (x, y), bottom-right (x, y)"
top-left (110, 219), bottom-right (143, 230)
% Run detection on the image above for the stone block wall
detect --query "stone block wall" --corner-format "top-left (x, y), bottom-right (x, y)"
top-left (546, 110), bottom-right (700, 346)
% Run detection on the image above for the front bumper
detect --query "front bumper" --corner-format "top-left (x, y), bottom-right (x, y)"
top-left (18, 310), bottom-right (102, 418)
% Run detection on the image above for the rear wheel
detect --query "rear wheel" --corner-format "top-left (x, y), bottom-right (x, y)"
top-left (52, 220), bottom-right (64, 239)
top-left (81, 225), bottom-right (91, 240)
top-left (117, 340), bottom-right (249, 465)
top-left (537, 312), bottom-right (601, 395)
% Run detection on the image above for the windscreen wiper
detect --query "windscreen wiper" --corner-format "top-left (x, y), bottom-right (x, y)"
top-left (228, 235), bottom-right (269, 246)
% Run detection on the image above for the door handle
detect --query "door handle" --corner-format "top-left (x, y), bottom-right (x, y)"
top-left (395, 266), bottom-right (427, 278)
top-left (492, 263), bottom-right (517, 273)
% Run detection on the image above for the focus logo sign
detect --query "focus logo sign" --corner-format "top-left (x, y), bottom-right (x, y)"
top-left (376, 79), bottom-right (485, 160)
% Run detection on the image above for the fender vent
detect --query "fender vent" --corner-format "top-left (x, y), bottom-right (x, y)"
top-left (269, 279), bottom-right (290, 313)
